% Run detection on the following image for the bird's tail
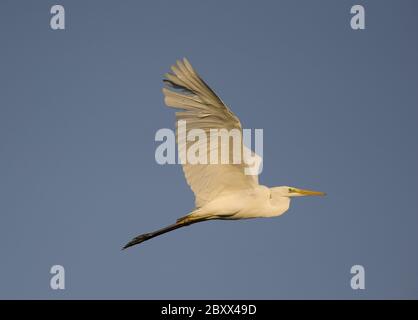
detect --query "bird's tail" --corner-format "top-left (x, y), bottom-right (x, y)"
top-left (122, 214), bottom-right (207, 250)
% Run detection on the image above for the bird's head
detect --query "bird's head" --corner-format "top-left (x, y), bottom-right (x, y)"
top-left (271, 186), bottom-right (326, 198)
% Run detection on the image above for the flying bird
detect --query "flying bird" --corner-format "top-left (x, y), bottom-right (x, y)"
top-left (123, 58), bottom-right (325, 249)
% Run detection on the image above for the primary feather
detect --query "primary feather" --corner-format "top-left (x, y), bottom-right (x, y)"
top-left (162, 58), bottom-right (261, 208)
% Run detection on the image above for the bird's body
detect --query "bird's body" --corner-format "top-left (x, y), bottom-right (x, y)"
top-left (123, 59), bottom-right (325, 249)
top-left (188, 185), bottom-right (289, 221)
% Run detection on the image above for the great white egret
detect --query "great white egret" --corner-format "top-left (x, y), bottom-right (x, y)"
top-left (123, 58), bottom-right (325, 249)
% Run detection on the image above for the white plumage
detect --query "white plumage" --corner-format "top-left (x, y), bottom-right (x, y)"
top-left (123, 58), bottom-right (325, 249)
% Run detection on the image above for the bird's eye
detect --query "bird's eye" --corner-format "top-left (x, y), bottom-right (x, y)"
top-left (288, 188), bottom-right (293, 193)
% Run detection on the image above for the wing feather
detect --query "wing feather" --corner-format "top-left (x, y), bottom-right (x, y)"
top-left (162, 58), bottom-right (261, 207)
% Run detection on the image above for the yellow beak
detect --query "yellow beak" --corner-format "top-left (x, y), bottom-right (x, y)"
top-left (293, 188), bottom-right (326, 196)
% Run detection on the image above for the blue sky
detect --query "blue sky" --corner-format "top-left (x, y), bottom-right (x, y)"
top-left (0, 0), bottom-right (417, 299)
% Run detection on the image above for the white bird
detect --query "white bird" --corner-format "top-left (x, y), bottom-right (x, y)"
top-left (123, 58), bottom-right (325, 249)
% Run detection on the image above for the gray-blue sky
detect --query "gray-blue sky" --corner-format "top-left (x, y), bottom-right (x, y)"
top-left (0, 0), bottom-right (417, 299)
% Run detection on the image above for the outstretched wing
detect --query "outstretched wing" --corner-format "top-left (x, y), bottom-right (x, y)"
top-left (162, 58), bottom-right (261, 208)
